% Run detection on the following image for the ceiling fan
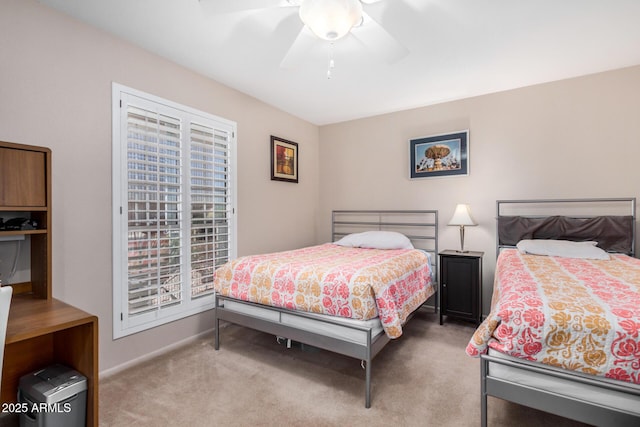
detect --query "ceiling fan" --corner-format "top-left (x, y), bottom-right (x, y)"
top-left (199, 0), bottom-right (408, 69)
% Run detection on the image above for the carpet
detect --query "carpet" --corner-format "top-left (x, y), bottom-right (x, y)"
top-left (99, 310), bottom-right (589, 426)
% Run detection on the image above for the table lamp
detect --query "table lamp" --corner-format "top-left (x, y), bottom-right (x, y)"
top-left (448, 204), bottom-right (477, 253)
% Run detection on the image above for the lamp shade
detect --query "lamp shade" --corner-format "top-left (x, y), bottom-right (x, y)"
top-left (299, 0), bottom-right (363, 41)
top-left (448, 204), bottom-right (477, 226)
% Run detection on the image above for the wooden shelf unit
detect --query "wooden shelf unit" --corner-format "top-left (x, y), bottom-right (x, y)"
top-left (1, 141), bottom-right (98, 426)
top-left (0, 140), bottom-right (51, 299)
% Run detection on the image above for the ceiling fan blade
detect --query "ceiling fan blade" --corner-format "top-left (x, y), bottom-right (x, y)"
top-left (199, 0), bottom-right (292, 14)
top-left (360, 0), bottom-right (385, 3)
top-left (280, 26), bottom-right (317, 69)
top-left (351, 11), bottom-right (409, 64)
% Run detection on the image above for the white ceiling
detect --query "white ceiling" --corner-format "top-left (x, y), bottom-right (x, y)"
top-left (38, 0), bottom-right (640, 125)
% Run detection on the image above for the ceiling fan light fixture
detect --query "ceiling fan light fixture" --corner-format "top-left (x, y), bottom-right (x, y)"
top-left (299, 0), bottom-right (363, 41)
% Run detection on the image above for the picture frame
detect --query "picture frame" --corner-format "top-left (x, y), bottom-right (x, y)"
top-left (270, 135), bottom-right (298, 183)
top-left (409, 130), bottom-right (469, 179)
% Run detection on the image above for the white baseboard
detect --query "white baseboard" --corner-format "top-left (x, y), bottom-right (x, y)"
top-left (99, 327), bottom-right (216, 379)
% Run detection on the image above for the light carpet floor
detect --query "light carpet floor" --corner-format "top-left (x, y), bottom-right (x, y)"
top-left (98, 310), bottom-right (590, 427)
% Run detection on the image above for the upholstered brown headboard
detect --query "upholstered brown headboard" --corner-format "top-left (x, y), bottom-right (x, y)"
top-left (496, 198), bottom-right (636, 256)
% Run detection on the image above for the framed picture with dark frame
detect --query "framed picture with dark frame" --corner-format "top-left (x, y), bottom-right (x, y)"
top-left (409, 130), bottom-right (469, 179)
top-left (270, 135), bottom-right (299, 183)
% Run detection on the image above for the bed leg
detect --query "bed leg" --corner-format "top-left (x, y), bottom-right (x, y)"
top-left (481, 356), bottom-right (488, 427)
top-left (214, 294), bottom-right (220, 351)
top-left (365, 359), bottom-right (371, 409)
top-left (214, 317), bottom-right (220, 350)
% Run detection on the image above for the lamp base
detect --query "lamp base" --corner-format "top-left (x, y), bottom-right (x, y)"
top-left (458, 225), bottom-right (467, 253)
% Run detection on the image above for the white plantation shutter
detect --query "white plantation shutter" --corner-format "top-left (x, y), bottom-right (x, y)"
top-left (189, 124), bottom-right (233, 299)
top-left (126, 106), bottom-right (184, 318)
top-left (113, 84), bottom-right (236, 338)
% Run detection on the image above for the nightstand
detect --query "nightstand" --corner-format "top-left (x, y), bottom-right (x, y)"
top-left (439, 250), bottom-right (483, 326)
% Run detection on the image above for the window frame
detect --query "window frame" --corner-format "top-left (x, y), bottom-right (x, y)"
top-left (112, 83), bottom-right (237, 339)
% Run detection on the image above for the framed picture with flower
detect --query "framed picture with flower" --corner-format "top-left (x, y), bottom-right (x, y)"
top-left (270, 135), bottom-right (298, 183)
top-left (409, 130), bottom-right (469, 179)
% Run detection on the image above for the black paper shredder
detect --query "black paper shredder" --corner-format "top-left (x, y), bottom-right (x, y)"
top-left (18, 364), bottom-right (87, 427)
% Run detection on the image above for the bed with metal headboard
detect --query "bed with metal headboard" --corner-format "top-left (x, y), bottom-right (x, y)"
top-left (214, 209), bottom-right (438, 408)
top-left (468, 198), bottom-right (640, 426)
top-left (495, 198), bottom-right (635, 255)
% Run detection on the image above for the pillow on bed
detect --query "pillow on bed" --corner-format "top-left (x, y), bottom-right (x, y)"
top-left (516, 239), bottom-right (610, 260)
top-left (334, 231), bottom-right (414, 250)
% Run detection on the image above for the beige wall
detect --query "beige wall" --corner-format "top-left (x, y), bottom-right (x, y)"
top-left (3, 0), bottom-right (640, 374)
top-left (1, 0), bottom-right (319, 372)
top-left (318, 65), bottom-right (640, 311)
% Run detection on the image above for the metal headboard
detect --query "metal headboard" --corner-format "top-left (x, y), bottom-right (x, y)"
top-left (331, 210), bottom-right (439, 284)
top-left (496, 198), bottom-right (636, 257)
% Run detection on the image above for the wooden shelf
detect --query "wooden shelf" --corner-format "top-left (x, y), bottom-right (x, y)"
top-left (0, 229), bottom-right (47, 237)
top-left (5, 295), bottom-right (97, 343)
top-left (1, 141), bottom-right (98, 426)
top-left (0, 141), bottom-right (51, 298)
top-left (2, 295), bottom-right (98, 426)
top-left (0, 207), bottom-right (48, 212)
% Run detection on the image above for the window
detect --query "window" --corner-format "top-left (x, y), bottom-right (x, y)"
top-left (112, 83), bottom-right (237, 338)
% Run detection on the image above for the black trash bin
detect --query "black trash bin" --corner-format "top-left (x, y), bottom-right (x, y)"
top-left (18, 364), bottom-right (87, 427)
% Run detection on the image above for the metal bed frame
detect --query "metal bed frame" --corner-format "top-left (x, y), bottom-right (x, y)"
top-left (331, 210), bottom-right (439, 309)
top-left (481, 198), bottom-right (640, 426)
top-left (495, 197), bottom-right (636, 256)
top-left (214, 210), bottom-right (438, 408)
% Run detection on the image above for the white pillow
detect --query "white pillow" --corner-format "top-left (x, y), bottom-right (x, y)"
top-left (334, 231), bottom-right (414, 250)
top-left (516, 239), bottom-right (610, 260)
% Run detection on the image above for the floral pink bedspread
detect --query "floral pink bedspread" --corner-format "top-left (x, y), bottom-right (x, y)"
top-left (466, 249), bottom-right (640, 384)
top-left (214, 243), bottom-right (434, 338)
